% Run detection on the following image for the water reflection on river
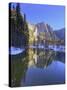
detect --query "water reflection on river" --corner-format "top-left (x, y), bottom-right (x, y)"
top-left (11, 48), bottom-right (65, 87)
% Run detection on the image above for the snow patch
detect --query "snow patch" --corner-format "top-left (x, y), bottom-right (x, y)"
top-left (9, 46), bottom-right (25, 55)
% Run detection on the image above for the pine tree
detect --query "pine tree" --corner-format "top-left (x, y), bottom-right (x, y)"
top-left (13, 4), bottom-right (15, 11)
top-left (24, 13), bottom-right (29, 44)
top-left (24, 13), bottom-right (28, 30)
top-left (16, 3), bottom-right (23, 32)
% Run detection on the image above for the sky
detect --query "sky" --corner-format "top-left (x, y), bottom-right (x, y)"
top-left (12, 3), bottom-right (65, 30)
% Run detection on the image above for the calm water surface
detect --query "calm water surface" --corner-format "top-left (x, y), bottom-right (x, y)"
top-left (10, 48), bottom-right (65, 87)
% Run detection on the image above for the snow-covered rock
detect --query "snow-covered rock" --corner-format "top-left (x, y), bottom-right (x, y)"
top-left (9, 46), bottom-right (25, 55)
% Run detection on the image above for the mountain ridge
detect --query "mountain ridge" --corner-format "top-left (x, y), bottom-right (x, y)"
top-left (28, 22), bottom-right (65, 45)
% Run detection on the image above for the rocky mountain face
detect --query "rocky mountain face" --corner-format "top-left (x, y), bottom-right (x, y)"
top-left (36, 22), bottom-right (59, 43)
top-left (28, 22), bottom-right (65, 45)
top-left (54, 28), bottom-right (65, 45)
top-left (54, 28), bottom-right (65, 40)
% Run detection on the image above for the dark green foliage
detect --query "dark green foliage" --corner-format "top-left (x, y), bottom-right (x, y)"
top-left (9, 3), bottom-right (29, 47)
top-left (11, 51), bottom-right (29, 87)
top-left (23, 13), bottom-right (29, 44)
top-left (13, 5), bottom-right (15, 10)
top-left (24, 14), bottom-right (28, 31)
top-left (16, 3), bottom-right (20, 15)
top-left (16, 3), bottom-right (24, 32)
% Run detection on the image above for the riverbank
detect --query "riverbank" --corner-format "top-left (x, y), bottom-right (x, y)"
top-left (9, 45), bottom-right (65, 55)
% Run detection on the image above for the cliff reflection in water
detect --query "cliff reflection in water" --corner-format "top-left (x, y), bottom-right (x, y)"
top-left (11, 48), bottom-right (65, 87)
top-left (28, 48), bottom-right (55, 68)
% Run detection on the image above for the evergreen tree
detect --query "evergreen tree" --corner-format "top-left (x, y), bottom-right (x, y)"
top-left (24, 13), bottom-right (29, 44)
top-left (24, 13), bottom-right (28, 30)
top-left (16, 3), bottom-right (23, 32)
top-left (13, 4), bottom-right (15, 10)
top-left (16, 3), bottom-right (20, 15)
top-left (10, 3), bottom-right (29, 47)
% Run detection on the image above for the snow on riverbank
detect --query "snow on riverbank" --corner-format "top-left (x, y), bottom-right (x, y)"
top-left (49, 45), bottom-right (65, 52)
top-left (9, 45), bottom-right (65, 55)
top-left (9, 46), bottom-right (25, 55)
top-left (29, 45), bottom-right (65, 52)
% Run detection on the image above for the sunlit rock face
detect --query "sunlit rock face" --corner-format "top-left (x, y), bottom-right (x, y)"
top-left (28, 23), bottom-right (35, 31)
top-left (36, 22), bottom-right (58, 41)
top-left (28, 22), bottom-right (65, 46)
top-left (28, 23), bottom-right (38, 45)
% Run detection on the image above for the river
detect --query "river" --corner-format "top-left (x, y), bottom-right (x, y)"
top-left (10, 47), bottom-right (65, 87)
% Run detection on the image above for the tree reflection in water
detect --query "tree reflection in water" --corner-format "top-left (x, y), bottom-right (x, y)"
top-left (11, 48), bottom-right (65, 87)
top-left (11, 50), bottom-right (29, 87)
